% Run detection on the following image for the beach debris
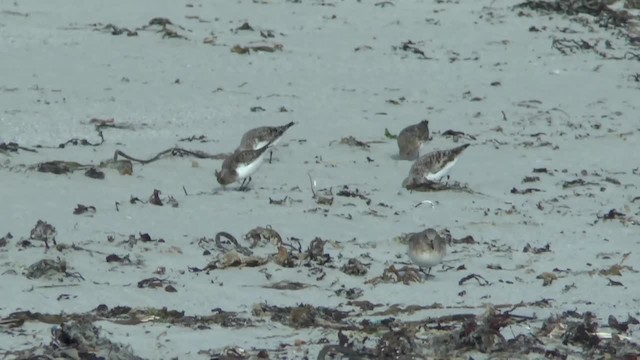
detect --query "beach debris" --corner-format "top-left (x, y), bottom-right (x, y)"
top-left (562, 178), bottom-right (598, 189)
top-left (515, 0), bottom-right (631, 28)
top-left (607, 278), bottom-right (624, 286)
top-left (194, 233), bottom-right (268, 271)
top-left (1, 307), bottom-right (249, 357)
top-left (252, 303), bottom-right (350, 329)
top-left (341, 258), bottom-right (368, 276)
top-left (96, 23), bottom-right (138, 36)
top-left (0, 232), bottom-right (11, 247)
top-left (100, 159), bottom-right (133, 175)
top-left (29, 220), bottom-right (57, 249)
top-left (231, 43), bottom-right (283, 54)
top-left (149, 189), bottom-right (162, 206)
top-left (318, 344), bottom-right (370, 360)
top-left (510, 187), bottom-right (543, 195)
top-left (338, 135), bottom-right (370, 149)
top-left (354, 44), bottom-right (374, 52)
top-left (429, 307), bottom-right (524, 355)
top-left (0, 142), bottom-right (37, 153)
top-left (58, 131), bottom-right (105, 148)
top-left (273, 245), bottom-right (297, 267)
top-left (307, 237), bottom-right (331, 265)
top-left (114, 233), bottom-right (164, 248)
top-left (84, 167), bottom-right (105, 179)
top-left (537, 272), bottom-right (558, 286)
top-left (593, 254), bottom-right (637, 276)
top-left (129, 196), bottom-right (146, 205)
top-left (608, 314), bottom-right (638, 332)
top-left (126, 189), bottom-right (178, 208)
top-left (250, 106), bottom-right (266, 112)
top-left (441, 129), bottom-right (477, 141)
top-left (49, 321), bottom-right (144, 358)
top-left (262, 281), bottom-right (312, 291)
top-left (24, 258), bottom-right (83, 281)
top-left (37, 160), bottom-right (85, 175)
top-left (87, 117), bottom-right (136, 130)
top-left (106, 253), bottom-right (131, 264)
top-left (377, 326), bottom-right (420, 358)
top-left (137, 277), bottom-right (176, 292)
top-left (386, 96), bottom-right (406, 105)
top-left (594, 208), bottom-right (638, 226)
top-left (114, 147), bottom-right (227, 165)
top-left (523, 243), bottom-right (551, 254)
top-left (404, 178), bottom-right (475, 193)
top-left (213, 232), bottom-right (253, 256)
top-left (235, 21), bottom-right (254, 32)
top-left (393, 40), bottom-right (430, 59)
top-left (245, 225), bottom-right (282, 248)
top-left (384, 128), bottom-right (397, 139)
top-left (35, 158), bottom-right (132, 177)
top-left (335, 287), bottom-right (364, 300)
top-left (448, 231), bottom-right (475, 245)
top-left (73, 204), bottom-right (96, 216)
top-left (458, 273), bottom-right (490, 286)
top-left (551, 38), bottom-right (607, 57)
top-left (599, 208), bottom-right (625, 220)
top-left (137, 17), bottom-right (188, 39)
top-left (179, 134), bottom-right (210, 142)
top-left (366, 265), bottom-right (422, 285)
top-left (260, 29), bottom-right (275, 38)
top-left (375, 1), bottom-right (394, 7)
top-left (206, 346), bottom-right (251, 359)
top-left (336, 185), bottom-right (372, 206)
top-left (336, 135), bottom-right (385, 150)
top-left (268, 196), bottom-right (288, 205)
top-left (308, 173), bottom-right (334, 206)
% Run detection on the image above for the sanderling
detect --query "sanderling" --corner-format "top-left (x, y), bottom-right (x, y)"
top-left (397, 120), bottom-right (430, 160)
top-left (237, 121), bottom-right (295, 163)
top-left (407, 228), bottom-right (447, 277)
top-left (215, 143), bottom-right (271, 191)
top-left (402, 143), bottom-right (470, 187)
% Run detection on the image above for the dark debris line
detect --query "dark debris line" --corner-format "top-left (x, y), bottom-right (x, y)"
top-left (3, 304), bottom-right (639, 359)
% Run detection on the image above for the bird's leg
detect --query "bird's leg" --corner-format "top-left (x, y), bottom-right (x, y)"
top-left (238, 177), bottom-right (248, 191)
top-left (269, 150), bottom-right (273, 164)
top-left (419, 267), bottom-right (434, 279)
top-left (238, 177), bottom-right (252, 191)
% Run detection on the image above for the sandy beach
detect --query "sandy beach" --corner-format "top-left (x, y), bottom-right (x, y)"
top-left (1, 0), bottom-right (640, 358)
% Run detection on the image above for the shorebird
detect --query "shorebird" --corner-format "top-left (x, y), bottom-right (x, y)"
top-left (397, 120), bottom-right (430, 160)
top-left (402, 143), bottom-right (470, 188)
top-left (407, 228), bottom-right (447, 277)
top-left (237, 122), bottom-right (295, 163)
top-left (215, 143), bottom-right (271, 191)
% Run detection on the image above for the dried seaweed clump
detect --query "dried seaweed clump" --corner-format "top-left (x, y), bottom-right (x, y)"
top-left (24, 258), bottom-right (71, 280)
top-left (3, 320), bottom-right (143, 360)
top-left (252, 303), bottom-right (350, 329)
top-left (514, 0), bottom-right (632, 28)
top-left (537, 311), bottom-right (640, 358)
top-left (30, 219), bottom-right (57, 248)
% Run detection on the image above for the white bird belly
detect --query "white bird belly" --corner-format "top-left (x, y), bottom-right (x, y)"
top-left (235, 156), bottom-right (265, 179)
top-left (426, 158), bottom-right (457, 181)
top-left (408, 249), bottom-right (444, 268)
